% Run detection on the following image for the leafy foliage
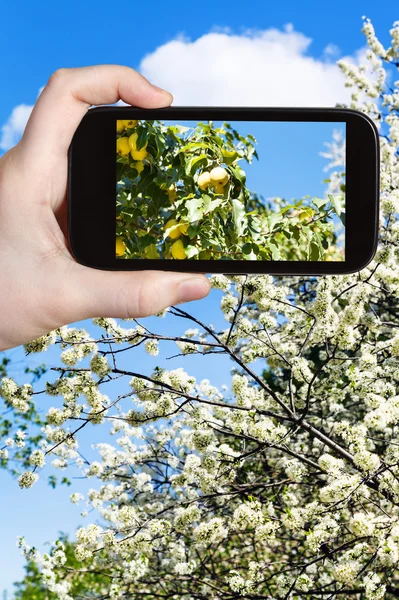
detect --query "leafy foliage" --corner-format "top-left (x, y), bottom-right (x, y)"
top-left (116, 119), bottom-right (345, 261)
top-left (14, 535), bottom-right (108, 599)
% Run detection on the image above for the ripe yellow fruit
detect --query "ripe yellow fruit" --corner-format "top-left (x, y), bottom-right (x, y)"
top-left (171, 239), bottom-right (187, 260)
top-left (179, 223), bottom-right (189, 236)
top-left (116, 137), bottom-right (130, 156)
top-left (122, 119), bottom-right (138, 128)
top-left (213, 183), bottom-right (225, 195)
top-left (131, 147), bottom-right (148, 160)
top-left (129, 132), bottom-right (148, 150)
top-left (129, 132), bottom-right (147, 160)
top-left (116, 238), bottom-right (127, 256)
top-left (116, 120), bottom-right (125, 132)
top-left (198, 171), bottom-right (212, 190)
top-left (132, 161), bottom-right (144, 174)
top-left (210, 166), bottom-right (229, 186)
top-left (128, 133), bottom-right (138, 149)
top-left (168, 184), bottom-right (177, 202)
top-left (165, 219), bottom-right (181, 239)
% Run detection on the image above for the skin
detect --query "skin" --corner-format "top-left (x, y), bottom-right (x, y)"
top-left (0, 65), bottom-right (210, 351)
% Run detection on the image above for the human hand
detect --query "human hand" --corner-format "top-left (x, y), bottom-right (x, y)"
top-left (0, 65), bottom-right (210, 351)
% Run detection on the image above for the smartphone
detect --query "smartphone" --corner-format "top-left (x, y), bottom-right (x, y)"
top-left (68, 106), bottom-right (379, 275)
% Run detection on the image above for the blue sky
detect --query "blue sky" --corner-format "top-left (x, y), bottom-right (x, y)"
top-left (0, 0), bottom-right (397, 128)
top-left (0, 0), bottom-right (397, 595)
top-left (172, 119), bottom-right (344, 199)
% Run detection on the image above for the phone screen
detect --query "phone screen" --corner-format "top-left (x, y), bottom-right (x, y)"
top-left (116, 119), bottom-right (346, 262)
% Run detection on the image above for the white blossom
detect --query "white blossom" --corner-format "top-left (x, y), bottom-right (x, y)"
top-left (18, 471), bottom-right (39, 489)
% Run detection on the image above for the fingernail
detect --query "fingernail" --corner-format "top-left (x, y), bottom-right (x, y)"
top-left (177, 277), bottom-right (210, 304)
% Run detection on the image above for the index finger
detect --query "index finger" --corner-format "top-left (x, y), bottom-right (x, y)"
top-left (20, 65), bottom-right (173, 160)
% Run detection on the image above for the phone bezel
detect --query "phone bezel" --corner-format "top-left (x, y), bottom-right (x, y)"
top-left (68, 106), bottom-right (379, 275)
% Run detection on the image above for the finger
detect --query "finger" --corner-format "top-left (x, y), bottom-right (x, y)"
top-left (19, 65), bottom-right (173, 162)
top-left (58, 262), bottom-right (210, 323)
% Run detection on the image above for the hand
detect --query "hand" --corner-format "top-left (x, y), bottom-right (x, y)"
top-left (0, 65), bottom-right (210, 351)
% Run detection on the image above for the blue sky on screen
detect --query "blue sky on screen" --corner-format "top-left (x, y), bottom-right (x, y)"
top-left (170, 119), bottom-right (345, 199)
top-left (0, 0), bottom-right (396, 594)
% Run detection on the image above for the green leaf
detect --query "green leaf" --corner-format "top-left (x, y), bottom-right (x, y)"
top-left (169, 125), bottom-right (190, 134)
top-left (328, 194), bottom-right (346, 225)
top-left (231, 165), bottom-right (247, 185)
top-left (312, 197), bottom-right (328, 209)
top-left (231, 198), bottom-right (247, 237)
top-left (179, 141), bottom-right (214, 154)
top-left (116, 162), bottom-right (125, 183)
top-left (155, 170), bottom-right (168, 187)
top-left (186, 153), bottom-right (208, 176)
top-left (321, 235), bottom-right (329, 250)
top-left (212, 135), bottom-right (224, 147)
top-left (280, 204), bottom-right (296, 214)
top-left (268, 212), bottom-right (281, 232)
top-left (136, 127), bottom-right (147, 151)
top-left (143, 243), bottom-right (160, 259)
top-left (186, 198), bottom-right (204, 223)
top-left (258, 247), bottom-right (272, 260)
top-left (185, 245), bottom-right (200, 259)
top-left (206, 198), bottom-right (224, 214)
top-left (175, 193), bottom-right (195, 209)
top-left (298, 208), bottom-right (314, 221)
top-left (309, 242), bottom-right (320, 261)
top-left (185, 224), bottom-right (198, 239)
top-left (242, 242), bottom-right (252, 255)
top-left (202, 194), bottom-right (211, 214)
top-left (248, 215), bottom-right (262, 235)
top-left (269, 239), bottom-right (280, 260)
top-left (328, 194), bottom-right (343, 217)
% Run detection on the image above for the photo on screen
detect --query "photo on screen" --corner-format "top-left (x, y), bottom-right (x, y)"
top-left (116, 119), bottom-right (346, 261)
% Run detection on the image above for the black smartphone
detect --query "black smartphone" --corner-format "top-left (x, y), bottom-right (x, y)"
top-left (68, 106), bottom-right (379, 275)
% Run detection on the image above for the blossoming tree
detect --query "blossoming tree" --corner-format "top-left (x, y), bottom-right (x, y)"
top-left (6, 17), bottom-right (399, 600)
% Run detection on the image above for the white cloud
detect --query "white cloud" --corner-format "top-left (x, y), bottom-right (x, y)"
top-left (0, 26), bottom-right (363, 151)
top-left (0, 104), bottom-right (33, 151)
top-left (323, 43), bottom-right (341, 59)
top-left (139, 26), bottom-right (356, 106)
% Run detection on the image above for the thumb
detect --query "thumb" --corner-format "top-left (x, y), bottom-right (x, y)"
top-left (61, 263), bottom-right (211, 322)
